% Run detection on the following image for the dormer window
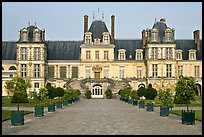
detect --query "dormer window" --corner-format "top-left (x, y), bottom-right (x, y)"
top-left (189, 49), bottom-right (196, 60)
top-left (135, 49), bottom-right (143, 60)
top-left (94, 38), bottom-right (100, 45)
top-left (176, 50), bottom-right (182, 60)
top-left (165, 28), bottom-right (172, 42)
top-left (21, 29), bottom-right (28, 42)
top-left (84, 32), bottom-right (92, 44)
top-left (33, 29), bottom-right (41, 42)
top-left (102, 32), bottom-right (110, 44)
top-left (118, 49), bottom-right (126, 60)
top-left (151, 29), bottom-right (158, 42)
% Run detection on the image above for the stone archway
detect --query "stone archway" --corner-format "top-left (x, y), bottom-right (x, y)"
top-left (195, 83), bottom-right (202, 96)
top-left (92, 84), bottom-right (103, 98)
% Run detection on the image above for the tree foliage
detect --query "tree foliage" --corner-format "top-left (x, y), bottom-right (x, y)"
top-left (158, 88), bottom-right (174, 107)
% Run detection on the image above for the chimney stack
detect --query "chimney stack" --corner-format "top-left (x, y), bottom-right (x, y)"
top-left (193, 30), bottom-right (200, 50)
top-left (111, 15), bottom-right (115, 44)
top-left (142, 29), bottom-right (147, 47)
top-left (84, 15), bottom-right (88, 33)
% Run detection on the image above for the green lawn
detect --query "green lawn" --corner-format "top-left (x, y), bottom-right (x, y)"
top-left (2, 110), bottom-right (33, 121)
top-left (170, 110), bottom-right (202, 121)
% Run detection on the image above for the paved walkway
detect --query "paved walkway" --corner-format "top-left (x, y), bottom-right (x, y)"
top-left (2, 99), bottom-right (202, 135)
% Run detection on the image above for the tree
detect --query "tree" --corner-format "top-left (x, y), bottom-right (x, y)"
top-left (174, 76), bottom-right (196, 111)
top-left (130, 90), bottom-right (139, 101)
top-left (158, 88), bottom-right (174, 107)
top-left (85, 90), bottom-right (91, 99)
top-left (5, 76), bottom-right (31, 111)
top-left (105, 88), bottom-right (112, 99)
top-left (137, 86), bottom-right (146, 97)
top-left (56, 87), bottom-right (65, 97)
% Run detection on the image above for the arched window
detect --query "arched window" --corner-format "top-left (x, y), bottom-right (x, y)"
top-left (33, 29), bottom-right (41, 42)
top-left (9, 66), bottom-right (17, 70)
top-left (21, 29), bottom-right (28, 42)
top-left (2, 67), bottom-right (4, 70)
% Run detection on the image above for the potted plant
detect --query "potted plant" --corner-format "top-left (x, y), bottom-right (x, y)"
top-left (158, 88), bottom-right (174, 116)
top-left (146, 100), bottom-right (154, 111)
top-left (105, 88), bottom-right (112, 99)
top-left (46, 85), bottom-right (56, 112)
top-left (130, 90), bottom-right (139, 106)
top-left (174, 76), bottom-right (197, 125)
top-left (123, 86), bottom-right (132, 103)
top-left (85, 89), bottom-right (91, 99)
top-left (138, 96), bottom-right (145, 108)
top-left (5, 76), bottom-right (31, 126)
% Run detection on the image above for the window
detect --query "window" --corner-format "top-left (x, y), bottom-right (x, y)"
top-left (176, 52), bottom-right (182, 60)
top-left (189, 52), bottom-right (196, 60)
top-left (86, 36), bottom-right (91, 44)
top-left (178, 66), bottom-right (183, 77)
top-left (104, 36), bottom-right (109, 44)
top-left (152, 64), bottom-right (157, 77)
top-left (152, 48), bottom-right (158, 59)
top-left (95, 51), bottom-right (99, 60)
top-left (33, 32), bottom-right (40, 42)
top-left (165, 31), bottom-right (171, 42)
top-left (9, 66), bottom-right (17, 70)
top-left (21, 31), bottom-right (28, 42)
top-left (34, 83), bottom-right (39, 88)
top-left (10, 75), bottom-right (13, 78)
top-left (104, 51), bottom-right (109, 60)
top-left (85, 67), bottom-right (91, 78)
top-left (119, 52), bottom-right (125, 60)
top-left (151, 31), bottom-right (158, 42)
top-left (21, 64), bottom-right (27, 77)
top-left (60, 66), bottom-right (66, 78)
top-left (34, 47), bottom-right (41, 61)
top-left (34, 64), bottom-right (40, 78)
top-left (194, 66), bottom-right (200, 78)
top-left (86, 51), bottom-right (91, 59)
top-left (119, 66), bottom-right (124, 79)
top-left (166, 64), bottom-right (172, 77)
top-left (72, 67), bottom-right (78, 78)
top-left (104, 67), bottom-right (109, 78)
top-left (21, 47), bottom-right (27, 60)
top-left (48, 66), bottom-right (54, 78)
top-left (166, 48), bottom-right (172, 59)
top-left (137, 67), bottom-right (142, 78)
top-left (136, 52), bottom-right (142, 60)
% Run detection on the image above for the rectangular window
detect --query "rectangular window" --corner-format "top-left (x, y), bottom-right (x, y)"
top-left (119, 52), bottom-right (125, 60)
top-left (85, 67), bottom-right (91, 78)
top-left (86, 51), bottom-right (91, 59)
top-left (166, 48), bottom-right (172, 59)
top-left (34, 83), bottom-right (39, 88)
top-left (86, 36), bottom-right (91, 44)
top-left (104, 51), bottom-right (109, 60)
top-left (137, 66), bottom-right (142, 79)
top-left (104, 67), bottom-right (109, 78)
top-left (166, 64), bottom-right (172, 77)
top-left (34, 33), bottom-right (40, 42)
top-left (152, 64), bottom-right (157, 77)
top-left (194, 66), bottom-right (199, 78)
top-left (136, 52), bottom-right (142, 60)
top-left (34, 64), bottom-right (40, 78)
top-left (34, 47), bottom-right (41, 61)
top-left (60, 66), bottom-right (66, 78)
top-left (119, 66), bottom-right (124, 79)
top-left (95, 51), bottom-right (99, 60)
top-left (189, 52), bottom-right (196, 60)
top-left (21, 47), bottom-right (27, 60)
top-left (48, 66), bottom-right (54, 78)
top-left (21, 64), bottom-right (27, 77)
top-left (178, 66), bottom-right (183, 77)
top-left (72, 67), bottom-right (78, 78)
top-left (176, 52), bottom-right (182, 60)
top-left (152, 48), bottom-right (158, 60)
top-left (104, 36), bottom-right (109, 44)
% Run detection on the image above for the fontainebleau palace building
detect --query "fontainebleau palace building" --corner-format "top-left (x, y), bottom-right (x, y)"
top-left (2, 14), bottom-right (202, 98)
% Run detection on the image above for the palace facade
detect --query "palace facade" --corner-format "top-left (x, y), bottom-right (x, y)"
top-left (2, 15), bottom-right (202, 98)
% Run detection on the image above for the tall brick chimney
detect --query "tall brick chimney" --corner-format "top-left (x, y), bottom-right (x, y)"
top-left (84, 15), bottom-right (88, 33)
top-left (193, 30), bottom-right (200, 50)
top-left (111, 15), bottom-right (115, 44)
top-left (142, 29), bottom-right (147, 47)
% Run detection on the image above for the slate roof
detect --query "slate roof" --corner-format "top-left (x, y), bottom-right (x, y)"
top-left (1, 40), bottom-right (202, 61)
top-left (152, 21), bottom-right (168, 43)
top-left (88, 20), bottom-right (111, 42)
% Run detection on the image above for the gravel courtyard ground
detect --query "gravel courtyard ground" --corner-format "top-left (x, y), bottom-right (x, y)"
top-left (2, 99), bottom-right (202, 135)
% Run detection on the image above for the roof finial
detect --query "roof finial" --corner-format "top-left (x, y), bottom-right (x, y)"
top-left (28, 21), bottom-right (30, 26)
top-left (35, 22), bottom-right (37, 26)
top-left (155, 18), bottom-right (157, 22)
top-left (93, 10), bottom-right (95, 20)
top-left (102, 11), bottom-right (104, 20)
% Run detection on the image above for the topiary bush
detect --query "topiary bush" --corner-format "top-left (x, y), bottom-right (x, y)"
top-left (85, 90), bottom-right (91, 99)
top-left (137, 86), bottom-right (146, 97)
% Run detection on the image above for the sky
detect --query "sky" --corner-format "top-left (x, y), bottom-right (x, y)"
top-left (2, 2), bottom-right (202, 41)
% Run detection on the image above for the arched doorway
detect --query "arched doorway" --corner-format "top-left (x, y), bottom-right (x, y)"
top-left (92, 84), bottom-right (103, 98)
top-left (195, 83), bottom-right (202, 96)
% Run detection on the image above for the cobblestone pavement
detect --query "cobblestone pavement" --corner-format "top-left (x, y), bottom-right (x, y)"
top-left (2, 99), bottom-right (202, 135)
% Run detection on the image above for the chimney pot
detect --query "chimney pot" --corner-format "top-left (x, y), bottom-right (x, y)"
top-left (84, 15), bottom-right (88, 33)
top-left (111, 15), bottom-right (115, 44)
top-left (193, 30), bottom-right (200, 50)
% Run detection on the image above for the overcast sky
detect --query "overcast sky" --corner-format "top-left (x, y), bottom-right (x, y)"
top-left (2, 2), bottom-right (202, 41)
